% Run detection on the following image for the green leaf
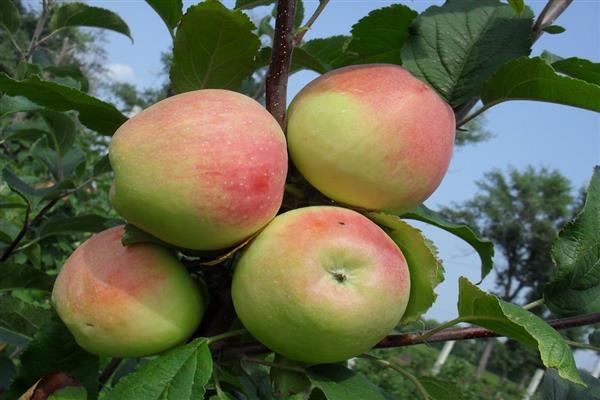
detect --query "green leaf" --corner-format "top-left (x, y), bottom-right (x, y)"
top-left (589, 330), bottom-right (600, 347)
top-left (342, 4), bottom-right (417, 65)
top-left (32, 138), bottom-right (85, 180)
top-left (0, 262), bottom-right (54, 292)
top-left (402, 205), bottom-right (494, 282)
top-left (0, 354), bottom-right (16, 391)
top-left (50, 2), bottom-right (132, 41)
top-left (106, 338), bottom-right (212, 400)
top-left (0, 73), bottom-right (127, 136)
top-left (170, 0), bottom-right (261, 93)
top-left (308, 364), bottom-right (387, 400)
top-left (294, 0), bottom-right (304, 30)
top-left (146, 0), bottom-right (182, 32)
top-left (0, 294), bottom-right (52, 346)
top-left (40, 110), bottom-right (77, 156)
top-left (7, 318), bottom-right (99, 400)
top-left (507, 0), bottom-right (524, 14)
top-left (270, 355), bottom-right (311, 398)
top-left (368, 212), bottom-right (444, 323)
top-left (257, 46), bottom-right (330, 74)
top-left (44, 65), bottom-right (90, 92)
top-left (419, 377), bottom-right (464, 400)
top-left (458, 277), bottom-right (583, 386)
top-left (300, 36), bottom-right (351, 70)
top-left (543, 25), bottom-right (566, 34)
top-left (540, 369), bottom-right (600, 400)
top-left (48, 386), bottom-right (87, 400)
top-left (553, 57), bottom-right (600, 85)
top-left (0, 0), bottom-right (19, 33)
top-left (39, 214), bottom-right (117, 238)
top-left (2, 166), bottom-right (75, 209)
top-left (402, 0), bottom-right (533, 107)
top-left (0, 95), bottom-right (40, 118)
top-left (235, 0), bottom-right (275, 9)
top-left (545, 167), bottom-right (600, 316)
top-left (121, 223), bottom-right (168, 247)
top-left (92, 154), bottom-right (112, 176)
top-left (481, 57), bottom-right (600, 112)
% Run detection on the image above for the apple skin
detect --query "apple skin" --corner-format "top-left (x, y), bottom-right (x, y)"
top-left (231, 206), bottom-right (410, 364)
top-left (109, 89), bottom-right (288, 250)
top-left (287, 64), bottom-right (455, 214)
top-left (52, 226), bottom-right (204, 357)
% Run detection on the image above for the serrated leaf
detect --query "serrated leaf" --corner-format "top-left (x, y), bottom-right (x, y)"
top-left (540, 369), bottom-right (600, 400)
top-left (0, 95), bottom-right (40, 118)
top-left (458, 277), bottom-right (583, 386)
top-left (170, 0), bottom-right (261, 93)
top-left (368, 212), bottom-right (444, 323)
top-left (545, 167), bottom-right (600, 316)
top-left (507, 0), bottom-right (524, 14)
top-left (553, 57), bottom-right (600, 85)
top-left (235, 0), bottom-right (275, 9)
top-left (419, 377), bottom-right (464, 400)
top-left (342, 4), bottom-right (416, 65)
top-left (0, 294), bottom-right (52, 346)
top-left (0, 262), bottom-right (54, 292)
top-left (146, 0), bottom-right (182, 32)
top-left (402, 0), bottom-right (533, 107)
top-left (0, 0), bottom-right (19, 33)
top-left (0, 73), bottom-right (127, 136)
top-left (308, 364), bottom-right (387, 400)
top-left (300, 36), bottom-right (351, 70)
top-left (402, 205), bottom-right (494, 281)
top-left (543, 25), bottom-right (566, 34)
top-left (481, 57), bottom-right (600, 112)
top-left (257, 46), bottom-right (329, 74)
top-left (50, 2), bottom-right (132, 41)
top-left (106, 338), bottom-right (212, 400)
top-left (39, 214), bottom-right (117, 238)
top-left (7, 318), bottom-right (99, 400)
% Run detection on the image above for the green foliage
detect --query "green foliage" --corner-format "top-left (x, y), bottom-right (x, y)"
top-left (48, 386), bottom-right (87, 400)
top-left (0, 0), bottom-right (19, 33)
top-left (402, 0), bottom-right (533, 108)
top-left (540, 369), bottom-right (600, 400)
top-left (553, 57), bottom-right (600, 85)
top-left (49, 2), bottom-right (132, 41)
top-left (170, 0), bottom-right (261, 93)
top-left (481, 57), bottom-right (600, 113)
top-left (543, 25), bottom-right (566, 34)
top-left (0, 262), bottom-right (53, 292)
top-left (307, 364), bottom-right (388, 400)
top-left (105, 338), bottom-right (212, 400)
top-left (402, 205), bottom-right (494, 281)
top-left (545, 167), bottom-right (600, 316)
top-left (0, 294), bottom-right (51, 346)
top-left (368, 213), bottom-right (443, 323)
top-left (458, 277), bottom-right (582, 385)
top-left (235, 0), bottom-right (275, 9)
top-left (146, 0), bottom-right (183, 33)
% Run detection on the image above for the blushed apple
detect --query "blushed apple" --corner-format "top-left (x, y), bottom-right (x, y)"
top-left (52, 226), bottom-right (204, 357)
top-left (231, 206), bottom-right (410, 363)
top-left (286, 64), bottom-right (455, 214)
top-left (109, 89), bottom-right (288, 250)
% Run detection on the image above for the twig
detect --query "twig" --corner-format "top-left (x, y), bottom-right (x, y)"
top-left (523, 298), bottom-right (545, 311)
top-left (207, 329), bottom-right (248, 345)
top-left (293, 0), bottom-right (330, 45)
top-left (456, 0), bottom-right (574, 127)
top-left (565, 340), bottom-right (600, 353)
top-left (25, 0), bottom-right (52, 61)
top-left (98, 357), bottom-right (122, 389)
top-left (0, 203), bottom-right (30, 261)
top-left (221, 312), bottom-right (600, 357)
top-left (265, 0), bottom-right (297, 128)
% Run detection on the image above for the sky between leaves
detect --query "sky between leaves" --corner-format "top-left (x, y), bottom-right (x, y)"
top-left (85, 0), bottom-right (600, 370)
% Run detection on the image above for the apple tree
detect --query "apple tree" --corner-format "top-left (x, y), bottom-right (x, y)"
top-left (1, 0), bottom-right (599, 399)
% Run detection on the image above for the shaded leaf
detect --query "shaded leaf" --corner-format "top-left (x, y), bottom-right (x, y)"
top-left (235, 0), bottom-right (275, 9)
top-left (481, 57), bottom-right (600, 112)
top-left (38, 214), bottom-right (117, 239)
top-left (0, 73), bottom-right (127, 136)
top-left (419, 377), bottom-right (464, 400)
top-left (48, 386), bottom-right (87, 400)
top-left (507, 0), bottom-right (524, 14)
top-left (402, 0), bottom-right (533, 107)
top-left (308, 364), bottom-right (387, 400)
top-left (543, 25), bottom-right (565, 34)
top-left (8, 318), bottom-right (99, 400)
top-left (342, 4), bottom-right (416, 65)
top-left (0, 294), bottom-right (52, 346)
top-left (545, 167), bottom-right (600, 316)
top-left (0, 0), bottom-right (19, 33)
top-left (146, 0), bottom-right (182, 32)
top-left (270, 355), bottom-right (311, 398)
top-left (92, 154), bottom-right (112, 176)
top-left (50, 2), bottom-right (132, 40)
top-left (0, 95), bottom-right (40, 118)
top-left (44, 65), bottom-right (89, 92)
top-left (0, 354), bottom-right (16, 391)
top-left (170, 0), bottom-right (261, 93)
top-left (540, 369), bottom-right (600, 400)
top-left (402, 205), bottom-right (494, 281)
top-left (553, 57), bottom-right (600, 85)
top-left (368, 212), bottom-right (444, 323)
top-left (458, 277), bottom-right (583, 385)
top-left (106, 338), bottom-right (212, 400)
top-left (0, 262), bottom-right (54, 292)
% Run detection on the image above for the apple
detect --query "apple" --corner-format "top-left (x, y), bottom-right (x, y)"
top-left (286, 64), bottom-right (455, 214)
top-left (52, 226), bottom-right (204, 357)
top-left (109, 89), bottom-right (288, 250)
top-left (231, 206), bottom-right (410, 363)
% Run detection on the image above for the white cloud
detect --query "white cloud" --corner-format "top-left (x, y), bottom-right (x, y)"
top-left (107, 63), bottom-right (136, 83)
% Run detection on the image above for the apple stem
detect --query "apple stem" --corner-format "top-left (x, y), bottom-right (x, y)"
top-left (266, 0), bottom-right (298, 128)
top-left (207, 328), bottom-right (248, 345)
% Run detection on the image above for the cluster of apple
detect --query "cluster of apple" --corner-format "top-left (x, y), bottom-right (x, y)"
top-left (52, 64), bottom-right (455, 363)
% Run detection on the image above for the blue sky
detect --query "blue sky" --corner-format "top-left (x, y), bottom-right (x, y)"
top-left (88, 0), bottom-right (600, 370)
